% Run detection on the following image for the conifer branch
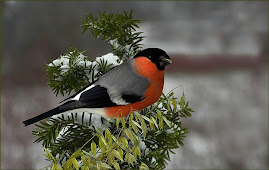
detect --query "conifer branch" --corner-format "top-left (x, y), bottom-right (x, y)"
top-left (33, 10), bottom-right (193, 170)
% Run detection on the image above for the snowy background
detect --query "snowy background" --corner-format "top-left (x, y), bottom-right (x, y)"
top-left (1, 1), bottom-right (268, 169)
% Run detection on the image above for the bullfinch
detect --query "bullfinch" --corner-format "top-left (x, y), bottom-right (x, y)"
top-left (23, 48), bottom-right (172, 126)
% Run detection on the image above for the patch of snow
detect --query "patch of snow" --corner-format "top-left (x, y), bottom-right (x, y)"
top-left (60, 65), bottom-right (70, 73)
top-left (95, 53), bottom-right (122, 66)
top-left (52, 58), bottom-right (63, 66)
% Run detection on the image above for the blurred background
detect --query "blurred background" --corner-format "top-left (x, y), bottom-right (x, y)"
top-left (1, 1), bottom-right (268, 169)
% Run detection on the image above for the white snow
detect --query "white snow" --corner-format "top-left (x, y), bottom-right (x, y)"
top-left (48, 52), bottom-right (122, 79)
top-left (109, 39), bottom-right (119, 48)
top-left (51, 56), bottom-right (70, 66)
top-left (77, 60), bottom-right (92, 67)
top-left (62, 57), bottom-right (69, 65)
top-left (94, 53), bottom-right (122, 66)
top-left (60, 65), bottom-right (70, 73)
top-left (48, 53), bottom-right (87, 67)
top-left (51, 59), bottom-right (62, 66)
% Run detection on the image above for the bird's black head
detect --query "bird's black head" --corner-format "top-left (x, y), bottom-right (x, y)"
top-left (134, 48), bottom-right (172, 70)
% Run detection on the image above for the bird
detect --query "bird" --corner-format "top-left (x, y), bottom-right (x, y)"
top-left (23, 48), bottom-right (172, 126)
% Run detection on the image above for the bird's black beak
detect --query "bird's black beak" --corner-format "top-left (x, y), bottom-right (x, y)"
top-left (159, 55), bottom-right (172, 67)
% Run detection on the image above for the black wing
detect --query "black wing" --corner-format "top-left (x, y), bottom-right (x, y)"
top-left (79, 85), bottom-right (117, 107)
top-left (59, 85), bottom-right (144, 110)
top-left (58, 80), bottom-right (97, 104)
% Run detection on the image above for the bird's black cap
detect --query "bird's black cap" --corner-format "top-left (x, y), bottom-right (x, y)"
top-left (134, 48), bottom-right (172, 70)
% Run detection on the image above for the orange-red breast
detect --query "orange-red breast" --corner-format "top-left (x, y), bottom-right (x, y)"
top-left (23, 48), bottom-right (172, 126)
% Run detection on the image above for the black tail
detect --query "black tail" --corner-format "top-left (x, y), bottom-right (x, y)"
top-left (23, 106), bottom-right (62, 126)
